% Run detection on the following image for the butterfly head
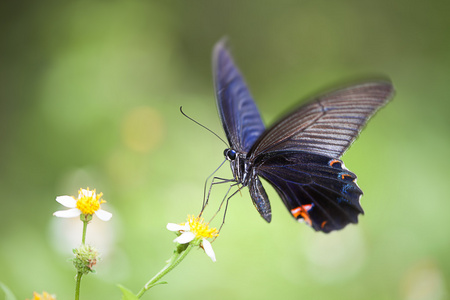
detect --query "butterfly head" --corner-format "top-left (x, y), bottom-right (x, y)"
top-left (224, 148), bottom-right (251, 185)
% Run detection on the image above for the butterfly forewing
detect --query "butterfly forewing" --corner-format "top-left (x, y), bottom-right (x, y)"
top-left (213, 39), bottom-right (265, 153)
top-left (249, 82), bottom-right (394, 159)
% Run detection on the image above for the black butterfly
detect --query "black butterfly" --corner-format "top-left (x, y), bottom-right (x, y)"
top-left (212, 39), bottom-right (394, 233)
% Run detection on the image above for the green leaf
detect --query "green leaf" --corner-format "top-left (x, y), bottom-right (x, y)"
top-left (147, 281), bottom-right (168, 289)
top-left (0, 282), bottom-right (17, 300)
top-left (118, 285), bottom-right (139, 300)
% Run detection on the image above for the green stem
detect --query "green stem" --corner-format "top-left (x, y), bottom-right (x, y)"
top-left (82, 222), bottom-right (87, 244)
top-left (136, 243), bottom-right (194, 298)
top-left (81, 215), bottom-right (90, 245)
top-left (75, 215), bottom-right (90, 300)
top-left (75, 272), bottom-right (82, 300)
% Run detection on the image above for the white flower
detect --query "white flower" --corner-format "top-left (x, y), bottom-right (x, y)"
top-left (167, 215), bottom-right (218, 262)
top-left (53, 188), bottom-right (112, 221)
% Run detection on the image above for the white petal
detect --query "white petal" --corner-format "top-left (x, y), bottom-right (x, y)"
top-left (94, 209), bottom-right (112, 221)
top-left (174, 232), bottom-right (195, 244)
top-left (80, 189), bottom-right (94, 198)
top-left (53, 208), bottom-right (81, 218)
top-left (55, 196), bottom-right (77, 208)
top-left (202, 239), bottom-right (216, 262)
top-left (167, 223), bottom-right (186, 232)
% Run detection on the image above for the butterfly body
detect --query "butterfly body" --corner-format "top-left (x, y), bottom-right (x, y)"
top-left (213, 39), bottom-right (394, 233)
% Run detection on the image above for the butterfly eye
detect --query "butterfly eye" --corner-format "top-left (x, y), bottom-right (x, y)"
top-left (224, 149), bottom-right (237, 161)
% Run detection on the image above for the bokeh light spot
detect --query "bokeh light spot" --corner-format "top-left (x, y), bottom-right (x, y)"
top-left (305, 226), bottom-right (366, 283)
top-left (121, 106), bottom-right (164, 153)
top-left (401, 259), bottom-right (446, 300)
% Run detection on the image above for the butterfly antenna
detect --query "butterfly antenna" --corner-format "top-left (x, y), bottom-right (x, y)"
top-left (180, 106), bottom-right (228, 147)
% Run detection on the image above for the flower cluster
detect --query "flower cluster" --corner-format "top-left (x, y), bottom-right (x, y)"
top-left (53, 188), bottom-right (112, 221)
top-left (167, 215), bottom-right (219, 262)
top-left (27, 291), bottom-right (56, 300)
top-left (50, 187), bottom-right (222, 300)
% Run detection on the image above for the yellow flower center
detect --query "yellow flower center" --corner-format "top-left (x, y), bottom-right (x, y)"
top-left (28, 291), bottom-right (56, 300)
top-left (186, 215), bottom-right (219, 239)
top-left (75, 188), bottom-right (105, 215)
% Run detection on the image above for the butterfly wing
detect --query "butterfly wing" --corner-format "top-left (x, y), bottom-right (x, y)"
top-left (255, 151), bottom-right (363, 232)
top-left (249, 82), bottom-right (394, 159)
top-left (212, 40), bottom-right (393, 231)
top-left (213, 39), bottom-right (265, 153)
top-left (248, 82), bottom-right (393, 231)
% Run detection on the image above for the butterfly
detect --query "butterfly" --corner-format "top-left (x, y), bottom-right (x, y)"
top-left (212, 39), bottom-right (394, 233)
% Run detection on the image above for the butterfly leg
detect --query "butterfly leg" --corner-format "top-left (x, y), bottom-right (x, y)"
top-left (201, 158), bottom-right (230, 213)
top-left (202, 175), bottom-right (235, 215)
top-left (213, 184), bottom-right (241, 235)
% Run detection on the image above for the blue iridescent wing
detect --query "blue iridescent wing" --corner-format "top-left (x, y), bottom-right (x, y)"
top-left (213, 39), bottom-right (265, 153)
top-left (255, 151), bottom-right (363, 232)
top-left (249, 82), bottom-right (394, 159)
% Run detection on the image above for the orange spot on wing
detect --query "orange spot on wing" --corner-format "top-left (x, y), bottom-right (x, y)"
top-left (341, 173), bottom-right (353, 180)
top-left (291, 207), bottom-right (302, 218)
top-left (321, 221), bottom-right (327, 228)
top-left (290, 205), bottom-right (313, 226)
top-left (329, 159), bottom-right (341, 167)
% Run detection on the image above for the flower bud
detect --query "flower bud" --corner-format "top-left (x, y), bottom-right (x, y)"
top-left (72, 244), bottom-right (99, 275)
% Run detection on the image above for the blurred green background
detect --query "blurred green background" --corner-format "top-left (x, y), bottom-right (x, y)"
top-left (1, 1), bottom-right (449, 299)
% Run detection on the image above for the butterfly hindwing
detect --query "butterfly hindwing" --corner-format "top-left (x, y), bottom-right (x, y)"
top-left (255, 151), bottom-right (363, 232)
top-left (213, 39), bottom-right (265, 153)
